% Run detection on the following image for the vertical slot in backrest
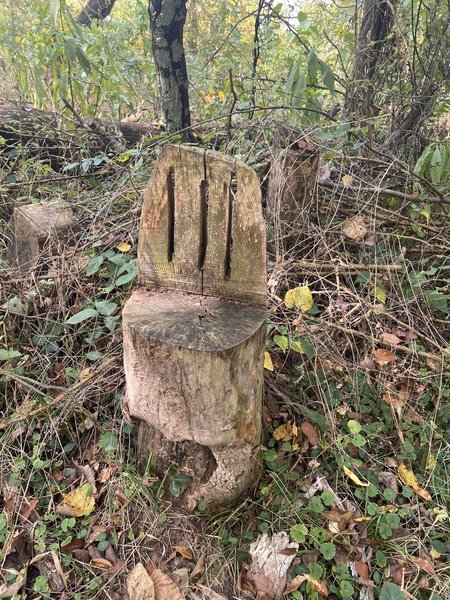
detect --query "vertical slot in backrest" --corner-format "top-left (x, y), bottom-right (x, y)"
top-left (167, 168), bottom-right (175, 262)
top-left (198, 179), bottom-right (209, 270)
top-left (224, 172), bottom-right (236, 280)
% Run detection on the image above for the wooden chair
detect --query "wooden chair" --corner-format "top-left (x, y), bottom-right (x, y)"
top-left (122, 145), bottom-right (266, 510)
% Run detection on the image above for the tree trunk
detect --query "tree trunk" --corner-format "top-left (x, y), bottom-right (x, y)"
top-left (267, 125), bottom-right (320, 258)
top-left (77, 0), bottom-right (117, 26)
top-left (148, 0), bottom-right (192, 139)
top-left (345, 0), bottom-right (399, 121)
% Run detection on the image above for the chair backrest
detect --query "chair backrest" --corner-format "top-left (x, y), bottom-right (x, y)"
top-left (138, 145), bottom-right (266, 305)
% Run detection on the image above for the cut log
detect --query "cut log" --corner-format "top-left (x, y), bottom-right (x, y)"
top-left (267, 125), bottom-right (320, 257)
top-left (123, 289), bottom-right (266, 509)
top-left (123, 145), bottom-right (267, 510)
top-left (0, 106), bottom-right (159, 169)
top-left (8, 202), bottom-right (78, 273)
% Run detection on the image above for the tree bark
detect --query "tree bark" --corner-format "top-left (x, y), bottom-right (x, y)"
top-left (345, 0), bottom-right (399, 121)
top-left (76, 0), bottom-right (117, 26)
top-left (148, 0), bottom-right (192, 139)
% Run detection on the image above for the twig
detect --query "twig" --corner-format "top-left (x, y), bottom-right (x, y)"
top-left (304, 315), bottom-right (448, 365)
top-left (291, 261), bottom-right (403, 272)
top-left (0, 356), bottom-right (119, 429)
top-left (320, 181), bottom-right (449, 205)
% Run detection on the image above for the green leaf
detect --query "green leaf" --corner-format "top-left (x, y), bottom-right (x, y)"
top-left (75, 45), bottom-right (91, 75)
top-left (66, 308), bottom-right (98, 325)
top-left (85, 351), bottom-right (103, 362)
top-left (0, 349), bottom-right (22, 361)
top-left (380, 583), bottom-right (405, 600)
top-left (320, 490), bottom-right (335, 507)
top-left (320, 542), bottom-right (336, 560)
top-left (347, 420), bottom-right (361, 434)
top-left (95, 300), bottom-right (117, 317)
top-left (50, 0), bottom-right (59, 26)
top-left (290, 523), bottom-right (308, 543)
top-left (86, 255), bottom-right (105, 276)
top-left (286, 61), bottom-right (299, 92)
top-left (274, 335), bottom-right (288, 351)
top-left (98, 431), bottom-right (118, 452)
top-left (296, 336), bottom-right (315, 359)
top-left (115, 265), bottom-right (137, 287)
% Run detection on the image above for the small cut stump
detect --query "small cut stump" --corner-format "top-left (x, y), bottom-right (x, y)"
top-left (9, 202), bottom-right (77, 273)
top-left (123, 145), bottom-right (266, 510)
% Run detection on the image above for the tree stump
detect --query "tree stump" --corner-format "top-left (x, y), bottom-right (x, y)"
top-left (267, 125), bottom-right (320, 257)
top-left (8, 202), bottom-right (78, 273)
top-left (122, 145), bottom-right (266, 510)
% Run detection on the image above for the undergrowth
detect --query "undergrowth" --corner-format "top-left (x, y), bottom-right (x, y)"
top-left (0, 116), bottom-right (449, 600)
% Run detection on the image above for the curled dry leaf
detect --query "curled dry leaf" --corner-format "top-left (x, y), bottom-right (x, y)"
top-left (91, 558), bottom-right (113, 570)
top-left (397, 464), bottom-right (431, 501)
top-left (283, 574), bottom-right (328, 597)
top-left (273, 423), bottom-right (294, 442)
top-left (342, 215), bottom-right (367, 241)
top-left (173, 546), bottom-right (193, 561)
top-left (415, 557), bottom-right (435, 575)
top-left (373, 348), bottom-right (396, 366)
top-left (301, 421), bottom-right (319, 447)
top-left (127, 563), bottom-right (155, 600)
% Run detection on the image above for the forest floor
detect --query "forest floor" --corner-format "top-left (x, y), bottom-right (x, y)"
top-left (0, 118), bottom-right (449, 600)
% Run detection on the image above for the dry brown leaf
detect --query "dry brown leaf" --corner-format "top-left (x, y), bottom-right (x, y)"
top-left (273, 423), bottom-right (294, 442)
top-left (415, 557), bottom-right (435, 575)
top-left (301, 421), bottom-right (319, 446)
top-left (150, 568), bottom-right (184, 600)
top-left (355, 560), bottom-right (369, 580)
top-left (342, 215), bottom-right (367, 241)
top-left (382, 392), bottom-right (405, 415)
top-left (197, 584), bottom-right (228, 600)
top-left (91, 557), bottom-right (113, 570)
top-left (173, 546), bottom-right (193, 561)
top-left (19, 498), bottom-right (39, 521)
top-left (190, 551), bottom-right (205, 579)
top-left (127, 563), bottom-right (155, 600)
top-left (373, 348), bottom-right (396, 366)
top-left (379, 333), bottom-right (401, 346)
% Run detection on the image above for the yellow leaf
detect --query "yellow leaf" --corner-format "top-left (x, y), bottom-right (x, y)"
top-left (342, 465), bottom-right (369, 487)
top-left (375, 283), bottom-right (387, 304)
top-left (398, 463), bottom-right (419, 490)
top-left (273, 422), bottom-right (294, 442)
top-left (285, 286), bottom-right (314, 313)
top-left (57, 483), bottom-right (95, 517)
top-left (117, 241), bottom-right (132, 253)
top-left (341, 174), bottom-right (353, 187)
top-left (264, 352), bottom-right (274, 371)
top-left (426, 453), bottom-right (436, 470)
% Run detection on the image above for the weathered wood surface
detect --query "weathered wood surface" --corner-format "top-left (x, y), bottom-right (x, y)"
top-left (8, 202), bottom-right (77, 273)
top-left (138, 145), bottom-right (266, 305)
top-left (123, 144), bottom-right (266, 510)
top-left (268, 125), bottom-right (319, 255)
top-left (123, 289), bottom-right (265, 509)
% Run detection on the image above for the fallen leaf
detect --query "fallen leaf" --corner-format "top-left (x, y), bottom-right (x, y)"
top-left (355, 560), bottom-right (369, 579)
top-left (56, 483), bottom-right (95, 517)
top-left (173, 546), bottom-right (193, 561)
top-left (285, 286), bottom-right (314, 313)
top-left (19, 498), bottom-right (39, 521)
top-left (249, 532), bottom-right (299, 598)
top-left (398, 464), bottom-right (419, 489)
top-left (264, 352), bottom-right (274, 371)
top-left (91, 558), bottom-right (113, 570)
top-left (342, 465), bottom-right (369, 487)
top-left (382, 392), bottom-right (405, 416)
top-left (301, 421), bottom-right (319, 447)
top-left (342, 215), bottom-right (367, 241)
top-left (373, 348), bottom-right (396, 366)
top-left (127, 563), bottom-right (155, 600)
top-left (341, 174), bottom-right (353, 187)
top-left (151, 568), bottom-right (184, 600)
top-left (171, 568), bottom-right (189, 595)
top-left (415, 557), bottom-right (435, 575)
top-left (197, 584), bottom-right (228, 599)
top-left (380, 333), bottom-right (401, 346)
top-left (273, 423), bottom-right (294, 442)
top-left (117, 241), bottom-right (132, 253)
top-left (190, 551), bottom-right (205, 579)
top-left (398, 464), bottom-right (431, 501)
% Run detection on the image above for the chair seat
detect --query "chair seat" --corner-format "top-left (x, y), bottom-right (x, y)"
top-left (123, 288), bottom-right (266, 352)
